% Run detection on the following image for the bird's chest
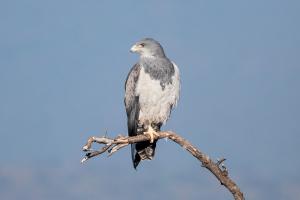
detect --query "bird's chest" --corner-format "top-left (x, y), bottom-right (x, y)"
top-left (135, 67), bottom-right (175, 122)
top-left (136, 67), bottom-right (170, 103)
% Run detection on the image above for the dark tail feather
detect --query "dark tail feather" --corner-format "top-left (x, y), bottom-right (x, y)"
top-left (132, 123), bottom-right (161, 169)
top-left (133, 141), bottom-right (157, 169)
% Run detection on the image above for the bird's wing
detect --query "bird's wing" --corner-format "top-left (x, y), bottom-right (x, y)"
top-left (124, 63), bottom-right (141, 167)
top-left (124, 63), bottom-right (141, 124)
top-left (170, 61), bottom-right (181, 109)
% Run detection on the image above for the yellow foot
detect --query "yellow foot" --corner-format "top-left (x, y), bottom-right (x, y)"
top-left (144, 126), bottom-right (159, 143)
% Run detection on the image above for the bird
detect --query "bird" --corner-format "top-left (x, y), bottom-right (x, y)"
top-left (124, 38), bottom-right (180, 169)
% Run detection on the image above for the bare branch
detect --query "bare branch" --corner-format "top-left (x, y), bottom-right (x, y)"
top-left (81, 131), bottom-right (244, 200)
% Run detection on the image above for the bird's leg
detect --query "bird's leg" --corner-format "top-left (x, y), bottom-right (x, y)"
top-left (144, 126), bottom-right (159, 143)
top-left (137, 122), bottom-right (144, 135)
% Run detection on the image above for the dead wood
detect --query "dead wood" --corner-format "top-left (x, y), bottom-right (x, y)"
top-left (81, 131), bottom-right (245, 200)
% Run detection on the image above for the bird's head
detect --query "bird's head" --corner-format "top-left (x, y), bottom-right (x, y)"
top-left (130, 38), bottom-right (166, 58)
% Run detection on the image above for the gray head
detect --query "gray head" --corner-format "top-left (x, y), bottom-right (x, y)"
top-left (130, 38), bottom-right (166, 58)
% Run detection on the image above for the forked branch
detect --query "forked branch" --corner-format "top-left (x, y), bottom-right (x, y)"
top-left (81, 131), bottom-right (244, 200)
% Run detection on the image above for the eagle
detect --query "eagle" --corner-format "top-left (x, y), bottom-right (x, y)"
top-left (124, 38), bottom-right (180, 169)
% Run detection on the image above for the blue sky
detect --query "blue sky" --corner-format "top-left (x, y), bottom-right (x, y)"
top-left (0, 1), bottom-right (299, 199)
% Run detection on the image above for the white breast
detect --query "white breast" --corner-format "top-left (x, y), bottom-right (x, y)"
top-left (136, 62), bottom-right (180, 125)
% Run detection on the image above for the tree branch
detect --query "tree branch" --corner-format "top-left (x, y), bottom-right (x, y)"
top-left (81, 131), bottom-right (245, 200)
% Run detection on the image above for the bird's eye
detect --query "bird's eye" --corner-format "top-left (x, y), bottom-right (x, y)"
top-left (139, 43), bottom-right (145, 47)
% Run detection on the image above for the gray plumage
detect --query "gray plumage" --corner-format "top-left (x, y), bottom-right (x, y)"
top-left (141, 57), bottom-right (175, 89)
top-left (125, 38), bottom-right (180, 169)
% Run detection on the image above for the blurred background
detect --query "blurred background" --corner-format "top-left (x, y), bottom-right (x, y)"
top-left (0, 1), bottom-right (299, 199)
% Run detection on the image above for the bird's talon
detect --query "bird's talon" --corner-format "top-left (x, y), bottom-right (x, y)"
top-left (144, 132), bottom-right (153, 143)
top-left (144, 127), bottom-right (159, 143)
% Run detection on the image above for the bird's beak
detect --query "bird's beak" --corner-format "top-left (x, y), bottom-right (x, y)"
top-left (130, 44), bottom-right (139, 53)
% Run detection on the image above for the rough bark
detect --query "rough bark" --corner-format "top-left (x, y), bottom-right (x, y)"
top-left (81, 131), bottom-right (245, 200)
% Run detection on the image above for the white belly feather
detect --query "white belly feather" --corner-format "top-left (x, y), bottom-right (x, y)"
top-left (136, 62), bottom-right (180, 124)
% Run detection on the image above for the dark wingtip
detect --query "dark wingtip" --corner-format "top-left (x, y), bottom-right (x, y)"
top-left (133, 153), bottom-right (141, 169)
